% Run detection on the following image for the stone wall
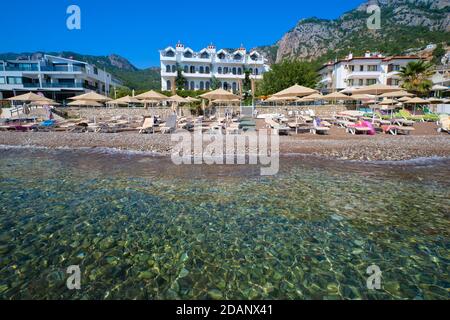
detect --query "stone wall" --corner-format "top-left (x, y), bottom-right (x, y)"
top-left (61, 104), bottom-right (353, 121)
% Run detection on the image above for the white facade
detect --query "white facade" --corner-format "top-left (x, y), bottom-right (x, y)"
top-left (160, 43), bottom-right (269, 92)
top-left (318, 52), bottom-right (420, 92)
top-left (0, 55), bottom-right (121, 101)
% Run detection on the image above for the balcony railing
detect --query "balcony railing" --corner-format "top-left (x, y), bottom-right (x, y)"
top-left (5, 66), bottom-right (39, 72)
top-left (23, 82), bottom-right (84, 88)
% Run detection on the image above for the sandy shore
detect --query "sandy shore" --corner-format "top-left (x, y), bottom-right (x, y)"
top-left (1, 122), bottom-right (449, 161)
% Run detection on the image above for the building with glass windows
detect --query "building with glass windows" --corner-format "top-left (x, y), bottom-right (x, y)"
top-left (318, 52), bottom-right (420, 93)
top-left (0, 54), bottom-right (121, 101)
top-left (160, 43), bottom-right (270, 92)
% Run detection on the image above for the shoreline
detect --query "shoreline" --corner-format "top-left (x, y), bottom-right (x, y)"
top-left (1, 131), bottom-right (449, 162)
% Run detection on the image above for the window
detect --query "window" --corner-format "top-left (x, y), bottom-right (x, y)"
top-left (249, 68), bottom-right (253, 74)
top-left (223, 82), bottom-right (229, 90)
top-left (190, 66), bottom-right (195, 73)
top-left (367, 65), bottom-right (378, 72)
top-left (237, 68), bottom-right (242, 75)
top-left (7, 76), bottom-right (22, 84)
top-left (223, 67), bottom-right (229, 74)
top-left (366, 79), bottom-right (377, 85)
top-left (200, 81), bottom-right (204, 90)
top-left (199, 66), bottom-right (204, 74)
top-left (232, 82), bottom-right (237, 92)
top-left (232, 67), bottom-right (237, 75)
top-left (166, 80), bottom-right (172, 91)
top-left (392, 79), bottom-right (400, 86)
top-left (166, 65), bottom-right (171, 73)
top-left (359, 65), bottom-right (364, 72)
top-left (190, 81), bottom-right (195, 90)
top-left (250, 54), bottom-right (258, 61)
top-left (184, 51), bottom-right (193, 58)
top-left (218, 67), bottom-right (222, 74)
top-left (393, 65), bottom-right (400, 71)
top-left (184, 65), bottom-right (188, 73)
top-left (218, 52), bottom-right (225, 59)
top-left (205, 66), bottom-right (210, 74)
top-left (184, 81), bottom-right (189, 90)
top-left (349, 65), bottom-right (355, 72)
top-left (358, 79), bottom-right (364, 86)
top-left (172, 65), bottom-right (176, 73)
top-left (200, 52), bottom-right (209, 59)
top-left (348, 79), bottom-right (354, 86)
top-left (205, 81), bottom-right (210, 90)
top-left (0, 77), bottom-right (5, 84)
top-left (166, 50), bottom-right (175, 57)
top-left (234, 53), bottom-right (242, 60)
top-left (255, 69), bottom-right (259, 75)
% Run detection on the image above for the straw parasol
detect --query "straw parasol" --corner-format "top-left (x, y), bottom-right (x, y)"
top-left (379, 90), bottom-right (414, 98)
top-left (398, 96), bottom-right (413, 102)
top-left (67, 100), bottom-right (104, 107)
top-left (30, 99), bottom-right (60, 106)
top-left (323, 92), bottom-right (355, 101)
top-left (352, 84), bottom-right (400, 95)
top-left (166, 95), bottom-right (190, 104)
top-left (296, 96), bottom-right (315, 102)
top-left (7, 92), bottom-right (52, 102)
top-left (107, 95), bottom-right (141, 106)
top-left (199, 88), bottom-right (240, 100)
top-left (427, 97), bottom-right (444, 104)
top-left (186, 96), bottom-right (200, 103)
top-left (266, 96), bottom-right (297, 102)
top-left (404, 97), bottom-right (430, 104)
top-left (134, 90), bottom-right (168, 101)
top-left (272, 84), bottom-right (318, 98)
top-left (379, 98), bottom-right (397, 105)
top-left (431, 84), bottom-right (448, 91)
top-left (304, 93), bottom-right (324, 100)
top-left (69, 91), bottom-right (112, 102)
top-left (351, 94), bottom-right (375, 100)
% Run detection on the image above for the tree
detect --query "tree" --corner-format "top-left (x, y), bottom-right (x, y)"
top-left (432, 43), bottom-right (446, 65)
top-left (399, 60), bottom-right (434, 96)
top-left (210, 75), bottom-right (220, 90)
top-left (175, 63), bottom-right (186, 90)
top-left (256, 59), bottom-right (318, 96)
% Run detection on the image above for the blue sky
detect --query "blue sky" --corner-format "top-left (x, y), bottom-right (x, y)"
top-left (1, 0), bottom-right (364, 68)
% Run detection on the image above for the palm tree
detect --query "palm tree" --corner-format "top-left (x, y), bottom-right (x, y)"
top-left (398, 61), bottom-right (434, 96)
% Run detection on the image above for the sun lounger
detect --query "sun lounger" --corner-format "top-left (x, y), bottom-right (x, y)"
top-left (160, 115), bottom-right (177, 134)
top-left (437, 115), bottom-right (450, 133)
top-left (310, 126), bottom-right (330, 135)
top-left (137, 117), bottom-right (155, 134)
top-left (346, 126), bottom-right (371, 135)
top-left (392, 118), bottom-right (415, 127)
top-left (381, 125), bottom-right (415, 135)
top-left (265, 118), bottom-right (290, 135)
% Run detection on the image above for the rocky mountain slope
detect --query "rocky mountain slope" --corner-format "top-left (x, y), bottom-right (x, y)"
top-left (257, 0), bottom-right (450, 64)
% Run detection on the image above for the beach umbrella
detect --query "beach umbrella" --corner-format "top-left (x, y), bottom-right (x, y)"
top-left (304, 93), bottom-right (324, 101)
top-left (69, 91), bottom-right (112, 102)
top-left (199, 88), bottom-right (240, 100)
top-left (7, 92), bottom-right (52, 102)
top-left (134, 90), bottom-right (168, 101)
top-left (351, 94), bottom-right (375, 100)
top-left (404, 97), bottom-right (430, 115)
top-left (379, 90), bottom-right (414, 98)
top-left (67, 100), bottom-right (104, 107)
top-left (30, 99), bottom-right (60, 106)
top-left (266, 96), bottom-right (297, 102)
top-left (272, 84), bottom-right (318, 98)
top-left (186, 96), bottom-right (200, 103)
top-left (398, 96), bottom-right (413, 102)
top-left (379, 98), bottom-right (397, 105)
top-left (352, 84), bottom-right (400, 95)
top-left (166, 94), bottom-right (190, 104)
top-left (106, 95), bottom-right (141, 106)
top-left (427, 97), bottom-right (444, 104)
top-left (340, 88), bottom-right (357, 94)
top-left (431, 84), bottom-right (448, 91)
top-left (323, 92), bottom-right (355, 101)
top-left (213, 98), bottom-right (240, 104)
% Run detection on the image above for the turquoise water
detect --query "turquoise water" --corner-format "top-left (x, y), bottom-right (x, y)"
top-left (0, 148), bottom-right (449, 300)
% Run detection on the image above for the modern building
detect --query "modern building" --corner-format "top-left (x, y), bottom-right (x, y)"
top-left (318, 52), bottom-right (421, 93)
top-left (0, 54), bottom-right (121, 101)
top-left (160, 43), bottom-right (270, 93)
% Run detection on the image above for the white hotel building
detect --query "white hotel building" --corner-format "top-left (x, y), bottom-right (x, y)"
top-left (160, 43), bottom-right (269, 93)
top-left (0, 54), bottom-right (121, 101)
top-left (318, 52), bottom-right (420, 93)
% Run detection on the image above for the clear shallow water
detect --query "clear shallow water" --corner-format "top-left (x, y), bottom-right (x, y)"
top-left (0, 148), bottom-right (449, 300)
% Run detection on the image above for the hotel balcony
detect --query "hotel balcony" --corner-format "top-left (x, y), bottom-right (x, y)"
top-left (22, 82), bottom-right (85, 89)
top-left (346, 71), bottom-right (382, 79)
top-left (160, 54), bottom-right (177, 62)
top-left (161, 71), bottom-right (177, 77)
top-left (213, 73), bottom-right (245, 79)
top-left (181, 56), bottom-right (212, 63)
top-left (182, 71), bottom-right (212, 78)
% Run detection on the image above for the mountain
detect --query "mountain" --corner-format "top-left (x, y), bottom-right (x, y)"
top-left (256, 0), bottom-right (450, 65)
top-left (0, 51), bottom-right (161, 90)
